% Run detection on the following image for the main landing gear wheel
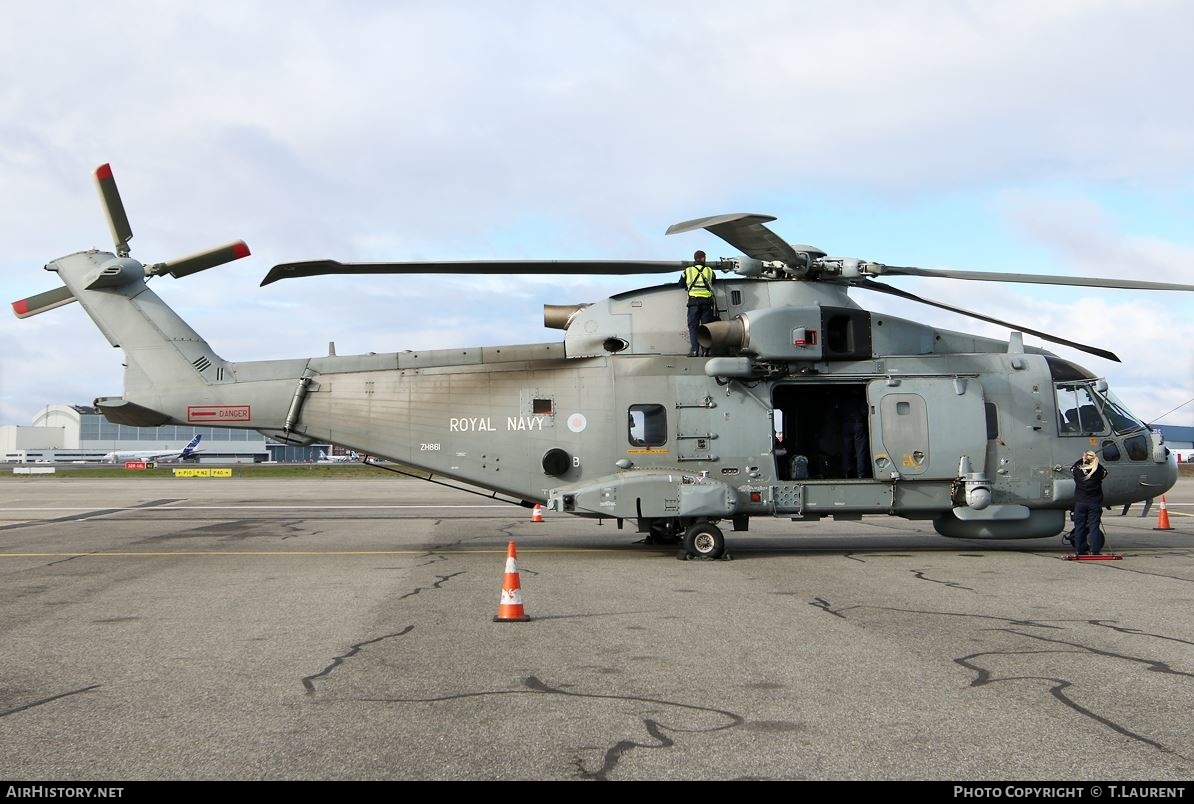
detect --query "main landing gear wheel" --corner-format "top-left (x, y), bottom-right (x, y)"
top-left (682, 522), bottom-right (725, 560)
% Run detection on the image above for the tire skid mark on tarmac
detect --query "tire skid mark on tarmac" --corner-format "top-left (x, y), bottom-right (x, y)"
top-left (1088, 620), bottom-right (1194, 647)
top-left (0, 499), bottom-right (185, 532)
top-left (1093, 560), bottom-right (1194, 584)
top-left (955, 631), bottom-right (1193, 758)
top-left (45, 554), bottom-right (87, 567)
top-left (909, 569), bottom-right (975, 592)
top-left (147, 517), bottom-right (319, 543)
top-left (497, 522), bottom-right (541, 576)
top-left (396, 571), bottom-right (465, 601)
top-left (811, 599), bottom-right (1193, 760)
top-left (302, 627), bottom-right (415, 693)
top-left (809, 597), bottom-right (849, 618)
top-left (302, 571), bottom-right (464, 693)
top-left (808, 600), bottom-right (1067, 630)
top-left (960, 656), bottom-right (1166, 752)
top-left (360, 675), bottom-right (746, 781)
top-left (0, 685), bottom-right (100, 719)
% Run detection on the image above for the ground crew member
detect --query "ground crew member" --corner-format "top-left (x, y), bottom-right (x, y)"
top-left (1070, 450), bottom-right (1108, 555)
top-left (681, 250), bottom-right (716, 356)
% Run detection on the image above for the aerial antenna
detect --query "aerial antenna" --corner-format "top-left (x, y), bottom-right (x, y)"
top-left (1147, 398), bottom-right (1194, 426)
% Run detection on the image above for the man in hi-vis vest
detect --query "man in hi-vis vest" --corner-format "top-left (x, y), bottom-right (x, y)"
top-left (680, 250), bottom-right (716, 356)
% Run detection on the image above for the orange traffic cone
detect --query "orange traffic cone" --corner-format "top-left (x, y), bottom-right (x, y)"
top-left (493, 541), bottom-right (531, 622)
top-left (530, 503), bottom-right (545, 523)
top-left (1154, 496), bottom-right (1174, 531)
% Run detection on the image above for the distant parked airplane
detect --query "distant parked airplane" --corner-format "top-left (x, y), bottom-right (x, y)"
top-left (103, 434), bottom-right (202, 464)
top-left (318, 449), bottom-right (360, 463)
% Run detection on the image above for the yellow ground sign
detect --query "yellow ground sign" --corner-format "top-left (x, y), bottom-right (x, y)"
top-left (172, 468), bottom-right (232, 478)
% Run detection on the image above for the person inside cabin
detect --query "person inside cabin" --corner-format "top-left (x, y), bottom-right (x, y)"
top-left (773, 432), bottom-right (788, 479)
top-left (680, 250), bottom-right (716, 357)
top-left (840, 396), bottom-right (871, 478)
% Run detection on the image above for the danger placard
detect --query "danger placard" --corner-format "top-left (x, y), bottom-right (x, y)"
top-left (188, 405), bottom-right (251, 423)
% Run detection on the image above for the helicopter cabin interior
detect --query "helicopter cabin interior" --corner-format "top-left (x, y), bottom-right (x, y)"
top-left (772, 384), bottom-right (872, 481)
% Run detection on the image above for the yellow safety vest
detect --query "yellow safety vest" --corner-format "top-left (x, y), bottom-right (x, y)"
top-left (684, 264), bottom-right (714, 299)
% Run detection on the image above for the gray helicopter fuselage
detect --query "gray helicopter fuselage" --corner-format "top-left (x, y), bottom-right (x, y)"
top-left (47, 250), bottom-right (1176, 542)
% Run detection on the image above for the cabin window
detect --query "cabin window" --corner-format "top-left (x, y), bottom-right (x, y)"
top-left (1124, 434), bottom-right (1149, 461)
top-left (532, 398), bottom-right (554, 415)
top-left (628, 404), bottom-right (667, 447)
top-left (1102, 440), bottom-right (1120, 462)
top-left (985, 403), bottom-right (999, 440)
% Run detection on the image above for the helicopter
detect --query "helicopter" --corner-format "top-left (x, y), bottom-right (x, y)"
top-left (13, 164), bottom-right (1194, 559)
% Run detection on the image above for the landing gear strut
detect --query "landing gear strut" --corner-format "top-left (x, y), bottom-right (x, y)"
top-left (645, 519), bottom-right (682, 545)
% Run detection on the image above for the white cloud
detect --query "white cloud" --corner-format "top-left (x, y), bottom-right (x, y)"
top-left (2, 1), bottom-right (1193, 428)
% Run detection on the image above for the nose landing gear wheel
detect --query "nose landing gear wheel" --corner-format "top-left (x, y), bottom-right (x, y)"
top-left (682, 522), bottom-right (725, 560)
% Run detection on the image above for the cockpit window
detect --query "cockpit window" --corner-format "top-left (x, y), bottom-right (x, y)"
top-left (1055, 384), bottom-right (1107, 436)
top-left (1097, 389), bottom-right (1147, 434)
top-left (1055, 381), bottom-right (1146, 437)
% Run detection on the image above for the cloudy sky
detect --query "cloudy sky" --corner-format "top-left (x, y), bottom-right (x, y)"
top-left (2, 1), bottom-right (1193, 428)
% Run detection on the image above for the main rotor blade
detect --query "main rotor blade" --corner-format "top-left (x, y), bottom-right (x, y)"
top-left (158, 240), bottom-right (251, 279)
top-left (261, 259), bottom-right (683, 286)
top-left (854, 279), bottom-right (1121, 363)
top-left (666, 213), bottom-right (808, 265)
top-left (879, 265), bottom-right (1194, 292)
top-left (93, 163), bottom-right (133, 257)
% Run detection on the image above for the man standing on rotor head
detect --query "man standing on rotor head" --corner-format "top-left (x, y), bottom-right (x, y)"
top-left (681, 250), bottom-right (716, 357)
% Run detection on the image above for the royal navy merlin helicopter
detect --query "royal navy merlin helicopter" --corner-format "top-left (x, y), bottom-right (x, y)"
top-left (14, 165), bottom-right (1193, 558)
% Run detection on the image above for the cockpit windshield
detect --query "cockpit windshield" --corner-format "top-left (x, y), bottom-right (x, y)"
top-left (1054, 380), bottom-right (1147, 436)
top-left (1098, 387), bottom-right (1148, 434)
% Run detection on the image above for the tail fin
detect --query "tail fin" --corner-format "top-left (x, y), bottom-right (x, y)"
top-left (13, 164), bottom-right (253, 426)
top-left (181, 434), bottom-right (202, 456)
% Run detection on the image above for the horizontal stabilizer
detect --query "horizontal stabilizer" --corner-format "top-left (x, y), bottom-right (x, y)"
top-left (93, 397), bottom-right (171, 427)
top-left (11, 285), bottom-right (77, 319)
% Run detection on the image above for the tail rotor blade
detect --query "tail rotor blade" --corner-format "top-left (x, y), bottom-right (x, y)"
top-left (93, 163), bottom-right (133, 257)
top-left (11, 285), bottom-right (77, 319)
top-left (155, 240), bottom-right (251, 279)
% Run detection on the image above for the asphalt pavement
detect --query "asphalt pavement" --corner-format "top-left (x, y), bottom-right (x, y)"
top-left (1, 475), bottom-right (1191, 780)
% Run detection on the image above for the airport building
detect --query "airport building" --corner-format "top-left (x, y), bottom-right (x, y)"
top-left (0, 404), bottom-right (329, 463)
